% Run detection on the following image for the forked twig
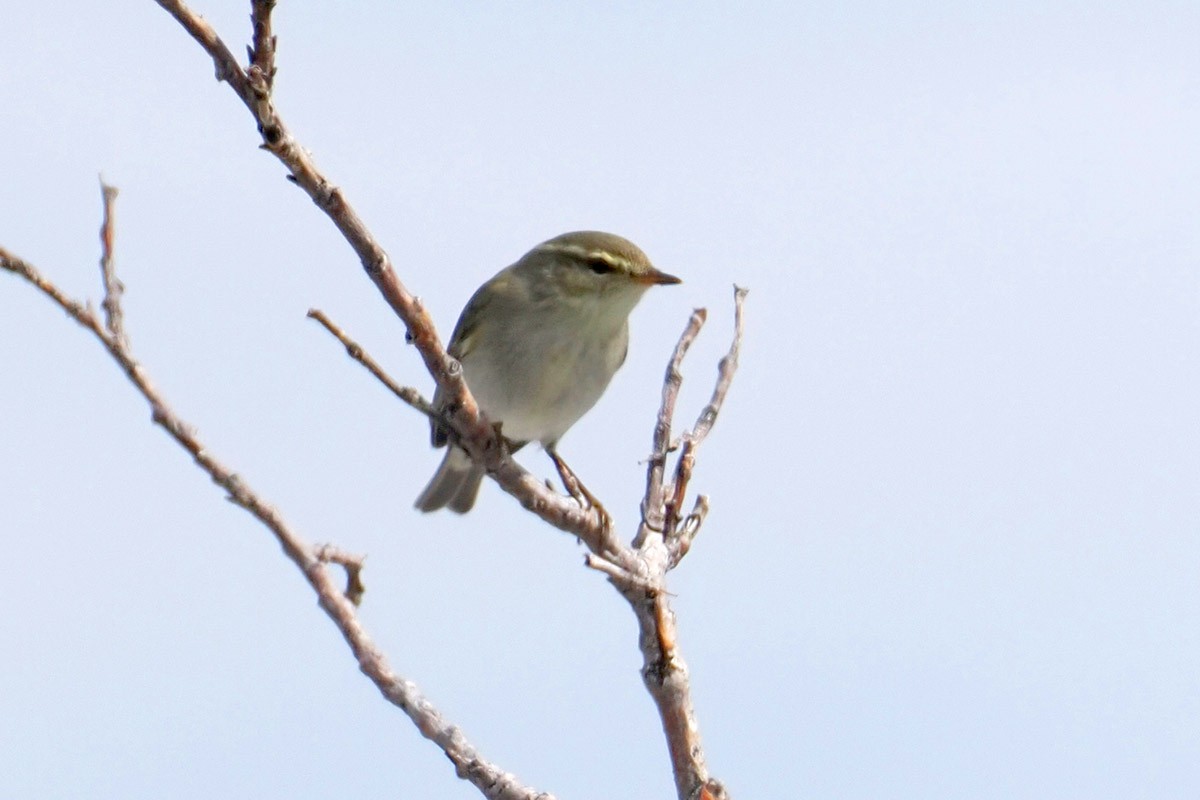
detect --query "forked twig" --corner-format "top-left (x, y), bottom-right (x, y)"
top-left (665, 286), bottom-right (748, 540)
top-left (619, 289), bottom-right (746, 800)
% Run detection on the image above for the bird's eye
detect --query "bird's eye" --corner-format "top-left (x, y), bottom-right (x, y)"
top-left (586, 258), bottom-right (616, 274)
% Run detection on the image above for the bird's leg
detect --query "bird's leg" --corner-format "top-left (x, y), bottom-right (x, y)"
top-left (491, 422), bottom-right (527, 458)
top-left (547, 448), bottom-right (592, 505)
top-left (547, 448), bottom-right (611, 529)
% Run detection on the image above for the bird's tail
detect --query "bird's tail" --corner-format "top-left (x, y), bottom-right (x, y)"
top-left (414, 447), bottom-right (485, 513)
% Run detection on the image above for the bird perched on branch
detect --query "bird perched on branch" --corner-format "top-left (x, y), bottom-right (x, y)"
top-left (415, 230), bottom-right (681, 513)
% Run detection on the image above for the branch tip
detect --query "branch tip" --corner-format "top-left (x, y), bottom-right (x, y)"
top-left (94, 178), bottom-right (128, 346)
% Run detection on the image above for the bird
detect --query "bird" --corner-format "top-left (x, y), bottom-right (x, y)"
top-left (415, 230), bottom-right (681, 513)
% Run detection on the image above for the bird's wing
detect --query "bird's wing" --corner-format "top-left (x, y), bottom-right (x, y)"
top-left (430, 269), bottom-right (522, 447)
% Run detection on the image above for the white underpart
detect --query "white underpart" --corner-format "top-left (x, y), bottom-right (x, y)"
top-left (461, 282), bottom-right (646, 445)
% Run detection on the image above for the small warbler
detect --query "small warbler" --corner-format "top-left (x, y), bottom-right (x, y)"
top-left (415, 230), bottom-right (680, 513)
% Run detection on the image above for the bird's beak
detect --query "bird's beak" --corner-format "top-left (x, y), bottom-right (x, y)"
top-left (639, 266), bottom-right (682, 286)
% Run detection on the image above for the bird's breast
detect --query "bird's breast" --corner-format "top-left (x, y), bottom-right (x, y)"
top-left (461, 305), bottom-right (629, 445)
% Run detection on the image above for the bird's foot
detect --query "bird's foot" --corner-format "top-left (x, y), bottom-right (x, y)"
top-left (548, 450), bottom-right (612, 531)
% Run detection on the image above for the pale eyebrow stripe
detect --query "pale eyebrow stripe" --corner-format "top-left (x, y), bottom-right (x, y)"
top-left (535, 242), bottom-right (635, 271)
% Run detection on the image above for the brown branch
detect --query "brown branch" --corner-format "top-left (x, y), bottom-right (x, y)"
top-left (307, 308), bottom-right (436, 419)
top-left (1, 233), bottom-right (554, 800)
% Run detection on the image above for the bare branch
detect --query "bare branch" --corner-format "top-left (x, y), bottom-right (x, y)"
top-left (657, 309), bottom-right (709, 457)
top-left (1, 229), bottom-right (554, 800)
top-left (690, 286), bottom-right (748, 447)
top-left (637, 307), bottom-right (707, 547)
top-left (247, 0), bottom-right (277, 91)
top-left (153, 1), bottom-right (465, 408)
top-left (155, 0), bottom-right (249, 87)
top-left (618, 288), bottom-right (747, 800)
top-left (315, 544), bottom-right (366, 606)
top-left (583, 553), bottom-right (659, 594)
top-left (664, 287), bottom-right (747, 540)
top-left (625, 590), bottom-right (717, 800)
top-left (307, 308), bottom-right (436, 419)
top-left (97, 178), bottom-right (126, 346)
top-left (668, 494), bottom-right (710, 570)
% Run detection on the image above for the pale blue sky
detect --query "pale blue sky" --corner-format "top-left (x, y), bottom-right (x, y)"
top-left (2, 3), bottom-right (1197, 798)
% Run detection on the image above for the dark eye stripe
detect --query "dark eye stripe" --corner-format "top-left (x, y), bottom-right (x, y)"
top-left (586, 258), bottom-right (616, 274)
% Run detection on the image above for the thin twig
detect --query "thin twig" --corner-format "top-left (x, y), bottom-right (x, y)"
top-left (665, 287), bottom-right (747, 540)
top-left (247, 0), bottom-right (277, 91)
top-left (655, 309), bottom-right (709, 459)
top-left (668, 495), bottom-right (710, 569)
top-left (636, 308), bottom-right (707, 548)
top-left (690, 287), bottom-right (747, 447)
top-left (97, 178), bottom-right (126, 346)
top-left (307, 308), bottom-right (436, 419)
top-left (583, 553), bottom-right (657, 594)
top-left (316, 543), bottom-right (366, 606)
